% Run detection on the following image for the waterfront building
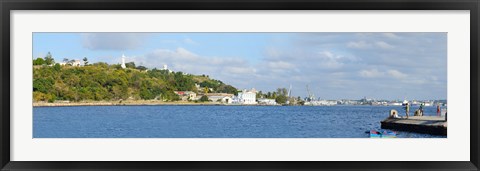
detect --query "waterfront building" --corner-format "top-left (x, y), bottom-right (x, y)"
top-left (338, 99), bottom-right (359, 105)
top-left (388, 102), bottom-right (403, 106)
top-left (221, 96), bottom-right (233, 104)
top-left (236, 88), bottom-right (257, 105)
top-left (423, 101), bottom-right (434, 106)
top-left (372, 101), bottom-right (388, 106)
top-left (318, 100), bottom-right (337, 106)
top-left (204, 93), bottom-right (234, 103)
top-left (257, 98), bottom-right (277, 105)
top-left (360, 96), bottom-right (374, 105)
top-left (304, 99), bottom-right (337, 106)
top-left (174, 91), bottom-right (197, 101)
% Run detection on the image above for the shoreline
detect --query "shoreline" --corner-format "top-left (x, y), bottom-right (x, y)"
top-left (33, 100), bottom-right (230, 107)
top-left (32, 101), bottom-right (444, 107)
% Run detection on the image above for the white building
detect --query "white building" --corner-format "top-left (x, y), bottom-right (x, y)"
top-left (71, 60), bottom-right (82, 67)
top-left (58, 59), bottom-right (82, 66)
top-left (257, 98), bottom-right (277, 105)
top-left (121, 54), bottom-right (126, 69)
top-left (304, 100), bottom-right (337, 106)
top-left (236, 88), bottom-right (257, 105)
top-left (221, 96), bottom-right (233, 104)
top-left (162, 64), bottom-right (173, 73)
top-left (174, 91), bottom-right (197, 101)
top-left (205, 93), bottom-right (234, 104)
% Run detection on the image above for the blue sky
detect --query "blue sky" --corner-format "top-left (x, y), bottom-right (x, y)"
top-left (33, 32), bottom-right (447, 100)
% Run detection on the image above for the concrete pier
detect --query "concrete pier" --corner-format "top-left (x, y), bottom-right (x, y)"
top-left (380, 116), bottom-right (447, 135)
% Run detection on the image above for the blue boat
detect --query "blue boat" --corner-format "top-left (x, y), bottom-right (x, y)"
top-left (370, 130), bottom-right (396, 138)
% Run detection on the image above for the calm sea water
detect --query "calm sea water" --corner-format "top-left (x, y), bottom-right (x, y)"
top-left (33, 105), bottom-right (446, 138)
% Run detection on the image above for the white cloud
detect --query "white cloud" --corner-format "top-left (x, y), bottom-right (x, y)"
top-left (210, 57), bottom-right (245, 65)
top-left (184, 38), bottom-right (197, 45)
top-left (347, 38), bottom-right (395, 50)
top-left (387, 69), bottom-right (408, 79)
top-left (148, 48), bottom-right (199, 61)
top-left (404, 78), bottom-right (428, 85)
top-left (383, 33), bottom-right (400, 39)
top-left (358, 69), bottom-right (407, 80)
top-left (316, 51), bottom-right (351, 69)
top-left (320, 51), bottom-right (337, 59)
top-left (133, 47), bottom-right (256, 86)
top-left (375, 41), bottom-right (394, 49)
top-left (265, 47), bottom-right (282, 59)
top-left (82, 33), bottom-right (149, 51)
top-left (227, 67), bottom-right (256, 75)
top-left (347, 41), bottom-right (370, 49)
top-left (127, 33), bottom-right (445, 100)
top-left (267, 61), bottom-right (295, 70)
top-left (359, 69), bottom-right (384, 78)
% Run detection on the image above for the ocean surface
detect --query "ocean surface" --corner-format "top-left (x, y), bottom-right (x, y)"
top-left (33, 105), bottom-right (446, 138)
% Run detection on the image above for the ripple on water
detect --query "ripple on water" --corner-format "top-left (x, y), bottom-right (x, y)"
top-left (33, 105), bottom-right (447, 138)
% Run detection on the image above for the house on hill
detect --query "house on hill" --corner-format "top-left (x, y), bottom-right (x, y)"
top-left (59, 59), bottom-right (82, 66)
top-left (174, 91), bottom-right (197, 101)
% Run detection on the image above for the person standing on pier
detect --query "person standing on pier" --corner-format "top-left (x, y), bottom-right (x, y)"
top-left (419, 103), bottom-right (424, 115)
top-left (436, 104), bottom-right (441, 116)
top-left (404, 102), bottom-right (410, 119)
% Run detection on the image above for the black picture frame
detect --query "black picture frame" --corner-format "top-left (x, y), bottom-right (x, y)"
top-left (1, 0), bottom-right (479, 170)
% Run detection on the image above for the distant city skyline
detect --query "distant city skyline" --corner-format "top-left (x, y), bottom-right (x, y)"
top-left (33, 32), bottom-right (447, 100)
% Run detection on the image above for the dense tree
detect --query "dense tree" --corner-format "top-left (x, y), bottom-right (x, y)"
top-left (217, 84), bottom-right (238, 95)
top-left (199, 95), bottom-right (209, 102)
top-left (275, 95), bottom-right (288, 104)
top-left (33, 62), bottom-right (237, 103)
top-left (53, 63), bottom-right (61, 71)
top-left (256, 91), bottom-right (263, 99)
top-left (33, 78), bottom-right (54, 93)
top-left (44, 52), bottom-right (55, 65)
top-left (68, 59), bottom-right (76, 66)
top-left (276, 88), bottom-right (288, 96)
top-left (136, 66), bottom-right (147, 71)
top-left (125, 62), bottom-right (136, 69)
top-left (83, 57), bottom-right (88, 65)
top-left (262, 88), bottom-right (290, 101)
top-left (33, 58), bottom-right (45, 65)
top-left (199, 80), bottom-right (219, 89)
top-left (92, 62), bottom-right (109, 68)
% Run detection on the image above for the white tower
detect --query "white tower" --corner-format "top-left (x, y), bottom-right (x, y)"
top-left (121, 54), bottom-right (126, 69)
top-left (163, 64), bottom-right (168, 70)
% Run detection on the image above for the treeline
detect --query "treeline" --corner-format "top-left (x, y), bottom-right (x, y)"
top-left (33, 59), bottom-right (238, 103)
top-left (256, 88), bottom-right (303, 105)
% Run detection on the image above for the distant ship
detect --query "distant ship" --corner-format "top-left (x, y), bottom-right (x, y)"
top-left (304, 99), bottom-right (337, 106)
top-left (303, 85), bottom-right (336, 106)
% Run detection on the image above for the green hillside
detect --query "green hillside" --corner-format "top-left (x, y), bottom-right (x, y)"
top-left (33, 62), bottom-right (238, 103)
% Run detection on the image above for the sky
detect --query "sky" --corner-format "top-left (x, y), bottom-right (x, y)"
top-left (33, 32), bottom-right (447, 100)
